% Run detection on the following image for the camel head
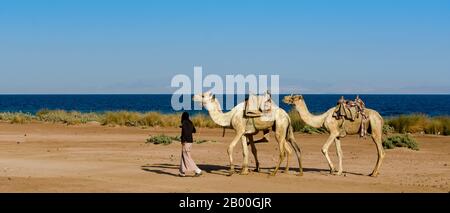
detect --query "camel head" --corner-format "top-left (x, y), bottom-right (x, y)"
top-left (283, 94), bottom-right (303, 105)
top-left (192, 91), bottom-right (217, 109)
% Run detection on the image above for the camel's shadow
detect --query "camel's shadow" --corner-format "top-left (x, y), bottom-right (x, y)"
top-left (141, 163), bottom-right (365, 177)
top-left (302, 167), bottom-right (365, 176)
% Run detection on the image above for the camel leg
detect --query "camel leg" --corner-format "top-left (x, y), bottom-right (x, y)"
top-left (262, 129), bottom-right (270, 142)
top-left (334, 137), bottom-right (343, 176)
top-left (295, 143), bottom-right (303, 176)
top-left (370, 128), bottom-right (385, 177)
top-left (287, 126), bottom-right (303, 176)
top-left (322, 133), bottom-right (338, 174)
top-left (289, 140), bottom-right (303, 176)
top-left (248, 136), bottom-right (260, 172)
top-left (271, 136), bottom-right (286, 176)
top-left (283, 142), bottom-right (292, 173)
top-left (240, 136), bottom-right (250, 175)
top-left (227, 133), bottom-right (243, 176)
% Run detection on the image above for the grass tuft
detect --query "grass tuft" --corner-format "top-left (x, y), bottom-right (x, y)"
top-left (146, 134), bottom-right (177, 145)
top-left (387, 114), bottom-right (450, 135)
top-left (37, 109), bottom-right (100, 125)
top-left (0, 112), bottom-right (35, 124)
top-left (382, 134), bottom-right (419, 151)
top-left (146, 134), bottom-right (213, 145)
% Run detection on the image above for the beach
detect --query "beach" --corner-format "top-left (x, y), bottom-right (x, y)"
top-left (0, 122), bottom-right (448, 193)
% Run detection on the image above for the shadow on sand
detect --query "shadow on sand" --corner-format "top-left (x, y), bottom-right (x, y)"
top-left (141, 163), bottom-right (235, 177)
top-left (141, 163), bottom-right (366, 177)
top-left (301, 167), bottom-right (365, 176)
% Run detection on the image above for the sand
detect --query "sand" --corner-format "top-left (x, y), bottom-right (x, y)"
top-left (0, 122), bottom-right (449, 192)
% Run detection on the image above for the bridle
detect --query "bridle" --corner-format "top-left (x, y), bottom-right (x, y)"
top-left (201, 94), bottom-right (211, 109)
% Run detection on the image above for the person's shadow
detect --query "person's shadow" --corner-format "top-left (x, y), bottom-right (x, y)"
top-left (141, 163), bottom-right (365, 177)
top-left (141, 163), bottom-right (232, 177)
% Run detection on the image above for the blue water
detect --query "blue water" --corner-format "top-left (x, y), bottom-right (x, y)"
top-left (0, 94), bottom-right (449, 117)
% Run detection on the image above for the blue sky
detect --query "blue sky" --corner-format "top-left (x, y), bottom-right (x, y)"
top-left (0, 0), bottom-right (449, 94)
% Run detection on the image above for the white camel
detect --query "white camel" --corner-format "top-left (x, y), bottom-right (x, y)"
top-left (193, 92), bottom-right (303, 176)
top-left (283, 95), bottom-right (385, 177)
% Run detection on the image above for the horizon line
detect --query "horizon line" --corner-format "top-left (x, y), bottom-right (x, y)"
top-left (0, 93), bottom-right (449, 95)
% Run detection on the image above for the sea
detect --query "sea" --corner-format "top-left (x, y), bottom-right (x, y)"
top-left (0, 94), bottom-right (449, 117)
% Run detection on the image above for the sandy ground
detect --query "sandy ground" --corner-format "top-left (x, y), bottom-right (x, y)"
top-left (0, 122), bottom-right (449, 193)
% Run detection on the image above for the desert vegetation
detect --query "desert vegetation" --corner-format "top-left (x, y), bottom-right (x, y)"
top-left (386, 114), bottom-right (450, 136)
top-left (0, 110), bottom-right (217, 128)
top-left (1, 110), bottom-right (449, 136)
top-left (0, 112), bottom-right (34, 124)
top-left (146, 134), bottom-right (215, 145)
top-left (382, 134), bottom-right (419, 151)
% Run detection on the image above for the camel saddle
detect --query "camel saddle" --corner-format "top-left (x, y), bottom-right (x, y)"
top-left (244, 92), bottom-right (273, 118)
top-left (332, 95), bottom-right (369, 137)
top-left (244, 91), bottom-right (276, 134)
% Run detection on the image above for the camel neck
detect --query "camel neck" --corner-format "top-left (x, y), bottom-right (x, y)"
top-left (205, 100), bottom-right (234, 127)
top-left (294, 100), bottom-right (327, 128)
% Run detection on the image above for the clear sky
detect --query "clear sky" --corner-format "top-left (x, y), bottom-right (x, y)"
top-left (0, 0), bottom-right (449, 94)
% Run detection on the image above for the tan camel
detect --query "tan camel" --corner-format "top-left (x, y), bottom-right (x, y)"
top-left (193, 92), bottom-right (303, 176)
top-left (283, 95), bottom-right (385, 177)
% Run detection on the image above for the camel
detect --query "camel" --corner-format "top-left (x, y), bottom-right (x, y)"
top-left (283, 95), bottom-right (385, 177)
top-left (193, 91), bottom-right (303, 176)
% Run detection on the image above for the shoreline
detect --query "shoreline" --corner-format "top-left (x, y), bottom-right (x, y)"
top-left (1, 110), bottom-right (449, 136)
top-left (0, 120), bottom-right (449, 137)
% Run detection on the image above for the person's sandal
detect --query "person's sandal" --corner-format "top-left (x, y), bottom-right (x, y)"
top-left (179, 173), bottom-right (186, 177)
top-left (194, 172), bottom-right (202, 177)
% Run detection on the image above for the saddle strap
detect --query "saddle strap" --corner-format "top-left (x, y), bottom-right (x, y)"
top-left (251, 117), bottom-right (257, 131)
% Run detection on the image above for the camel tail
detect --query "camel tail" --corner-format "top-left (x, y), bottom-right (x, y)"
top-left (286, 120), bottom-right (303, 175)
